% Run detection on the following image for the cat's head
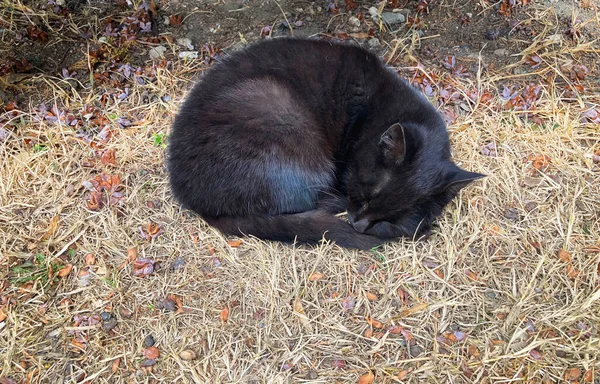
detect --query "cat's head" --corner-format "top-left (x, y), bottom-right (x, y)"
top-left (346, 123), bottom-right (484, 239)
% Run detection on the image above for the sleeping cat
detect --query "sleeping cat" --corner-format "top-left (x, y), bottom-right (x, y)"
top-left (167, 38), bottom-right (484, 250)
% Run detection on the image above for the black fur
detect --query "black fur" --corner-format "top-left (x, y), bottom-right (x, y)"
top-left (167, 38), bottom-right (484, 250)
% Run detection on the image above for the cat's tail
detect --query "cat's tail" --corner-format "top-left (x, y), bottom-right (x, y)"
top-left (203, 210), bottom-right (384, 251)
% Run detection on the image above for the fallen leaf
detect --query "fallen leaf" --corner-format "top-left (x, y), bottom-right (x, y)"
top-left (529, 349), bottom-right (543, 360)
top-left (387, 325), bottom-right (404, 334)
top-left (583, 369), bottom-right (593, 382)
top-left (364, 328), bottom-right (373, 338)
top-left (100, 149), bottom-right (116, 165)
top-left (309, 272), bottom-right (324, 282)
top-left (227, 239), bottom-right (242, 247)
top-left (467, 344), bottom-right (480, 357)
top-left (358, 370), bottom-right (375, 384)
top-left (397, 369), bottom-right (409, 380)
top-left (342, 295), bottom-right (356, 311)
top-left (397, 302), bottom-right (429, 318)
top-left (219, 306), bottom-right (229, 323)
top-left (111, 358), bottom-right (120, 373)
top-left (464, 269), bottom-right (479, 281)
top-left (566, 263), bottom-right (580, 279)
top-left (366, 292), bottom-right (378, 301)
top-left (332, 359), bottom-right (346, 369)
top-left (564, 367), bottom-right (581, 381)
top-left (144, 346), bottom-right (160, 360)
top-left (0, 309), bottom-right (7, 322)
top-left (558, 249), bottom-right (571, 262)
top-left (139, 221), bottom-right (163, 240)
top-left (42, 215), bottom-right (60, 240)
top-left (85, 253), bottom-right (95, 265)
top-left (57, 264), bottom-right (73, 277)
top-left (133, 258), bottom-right (154, 277)
top-left (365, 316), bottom-right (383, 329)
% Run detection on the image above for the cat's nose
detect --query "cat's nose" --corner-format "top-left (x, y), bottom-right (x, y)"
top-left (353, 218), bottom-right (370, 233)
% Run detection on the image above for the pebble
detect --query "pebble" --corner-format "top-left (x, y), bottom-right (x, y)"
top-left (148, 45), bottom-right (167, 60)
top-left (100, 312), bottom-right (112, 321)
top-left (380, 12), bottom-right (405, 25)
top-left (102, 317), bottom-right (118, 332)
top-left (176, 37), bottom-right (194, 50)
top-left (178, 51), bottom-right (199, 60)
top-left (367, 38), bottom-right (381, 49)
top-left (347, 16), bottom-right (360, 28)
top-left (494, 48), bottom-right (509, 56)
top-left (368, 6), bottom-right (378, 17)
top-left (143, 334), bottom-right (155, 348)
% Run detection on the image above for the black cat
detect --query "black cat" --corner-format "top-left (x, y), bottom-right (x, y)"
top-left (167, 38), bottom-right (483, 250)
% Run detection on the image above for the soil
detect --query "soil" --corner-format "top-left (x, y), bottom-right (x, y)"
top-left (3, 0), bottom-right (598, 106)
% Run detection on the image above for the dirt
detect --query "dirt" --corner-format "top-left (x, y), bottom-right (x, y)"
top-left (3, 0), bottom-right (598, 106)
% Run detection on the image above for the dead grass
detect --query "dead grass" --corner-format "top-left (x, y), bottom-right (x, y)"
top-left (1, 0), bottom-right (600, 383)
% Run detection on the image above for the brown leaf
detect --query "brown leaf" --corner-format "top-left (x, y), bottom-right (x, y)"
top-left (398, 302), bottom-right (429, 318)
top-left (227, 239), bottom-right (242, 247)
top-left (363, 328), bottom-right (373, 338)
top-left (85, 253), bottom-right (95, 266)
top-left (149, 0), bottom-right (159, 15)
top-left (365, 316), bottom-right (383, 329)
top-left (464, 269), bottom-right (479, 281)
top-left (566, 263), bottom-right (580, 279)
top-left (57, 264), bottom-right (73, 277)
top-left (219, 306), bottom-right (229, 323)
top-left (42, 215), bottom-right (60, 240)
top-left (358, 370), bottom-right (375, 384)
top-left (144, 346), bottom-right (160, 360)
top-left (529, 349), bottom-right (543, 360)
top-left (467, 344), bottom-right (480, 357)
top-left (564, 367), bottom-right (581, 381)
top-left (0, 308), bottom-right (7, 322)
top-left (169, 14), bottom-right (183, 27)
top-left (558, 249), bottom-right (571, 262)
top-left (397, 370), bottom-right (409, 380)
top-left (140, 221), bottom-right (163, 240)
top-left (309, 272), bottom-right (324, 282)
top-left (132, 258), bottom-right (154, 277)
top-left (111, 358), bottom-right (120, 373)
top-left (366, 292), bottom-right (378, 301)
top-left (100, 149), bottom-right (116, 165)
top-left (583, 369), bottom-right (593, 382)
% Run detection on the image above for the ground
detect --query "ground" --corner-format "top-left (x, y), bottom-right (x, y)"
top-left (1, 0), bottom-right (599, 383)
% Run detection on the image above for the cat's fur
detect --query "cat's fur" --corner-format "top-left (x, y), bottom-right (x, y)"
top-left (167, 38), bottom-right (483, 250)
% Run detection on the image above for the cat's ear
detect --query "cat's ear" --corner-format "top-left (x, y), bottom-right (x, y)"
top-left (444, 166), bottom-right (485, 195)
top-left (379, 123), bottom-right (406, 165)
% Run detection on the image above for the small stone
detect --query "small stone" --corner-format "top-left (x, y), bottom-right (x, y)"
top-left (381, 12), bottom-right (405, 25)
top-left (157, 297), bottom-right (177, 312)
top-left (409, 344), bottom-right (423, 357)
top-left (494, 48), bottom-right (509, 56)
top-left (485, 29), bottom-right (501, 40)
top-left (367, 38), bottom-right (381, 49)
top-left (179, 349), bottom-right (197, 361)
top-left (171, 257), bottom-right (186, 270)
top-left (178, 51), bottom-right (198, 60)
top-left (163, 16), bottom-right (170, 25)
top-left (65, 184), bottom-right (75, 196)
top-left (305, 370), bottom-right (318, 379)
top-left (347, 16), bottom-right (360, 27)
top-left (368, 6), bottom-right (378, 17)
top-left (140, 359), bottom-right (157, 367)
top-left (102, 317), bottom-right (118, 332)
top-left (503, 207), bottom-right (520, 221)
top-left (524, 201), bottom-right (538, 212)
top-left (176, 37), bottom-right (194, 50)
top-left (143, 335), bottom-right (155, 348)
top-left (100, 312), bottom-right (112, 321)
top-left (148, 45), bottom-right (167, 60)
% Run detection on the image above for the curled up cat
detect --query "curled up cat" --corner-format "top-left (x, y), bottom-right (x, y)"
top-left (167, 38), bottom-right (484, 250)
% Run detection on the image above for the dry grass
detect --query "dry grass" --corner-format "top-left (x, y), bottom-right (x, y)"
top-left (1, 1), bottom-right (600, 383)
